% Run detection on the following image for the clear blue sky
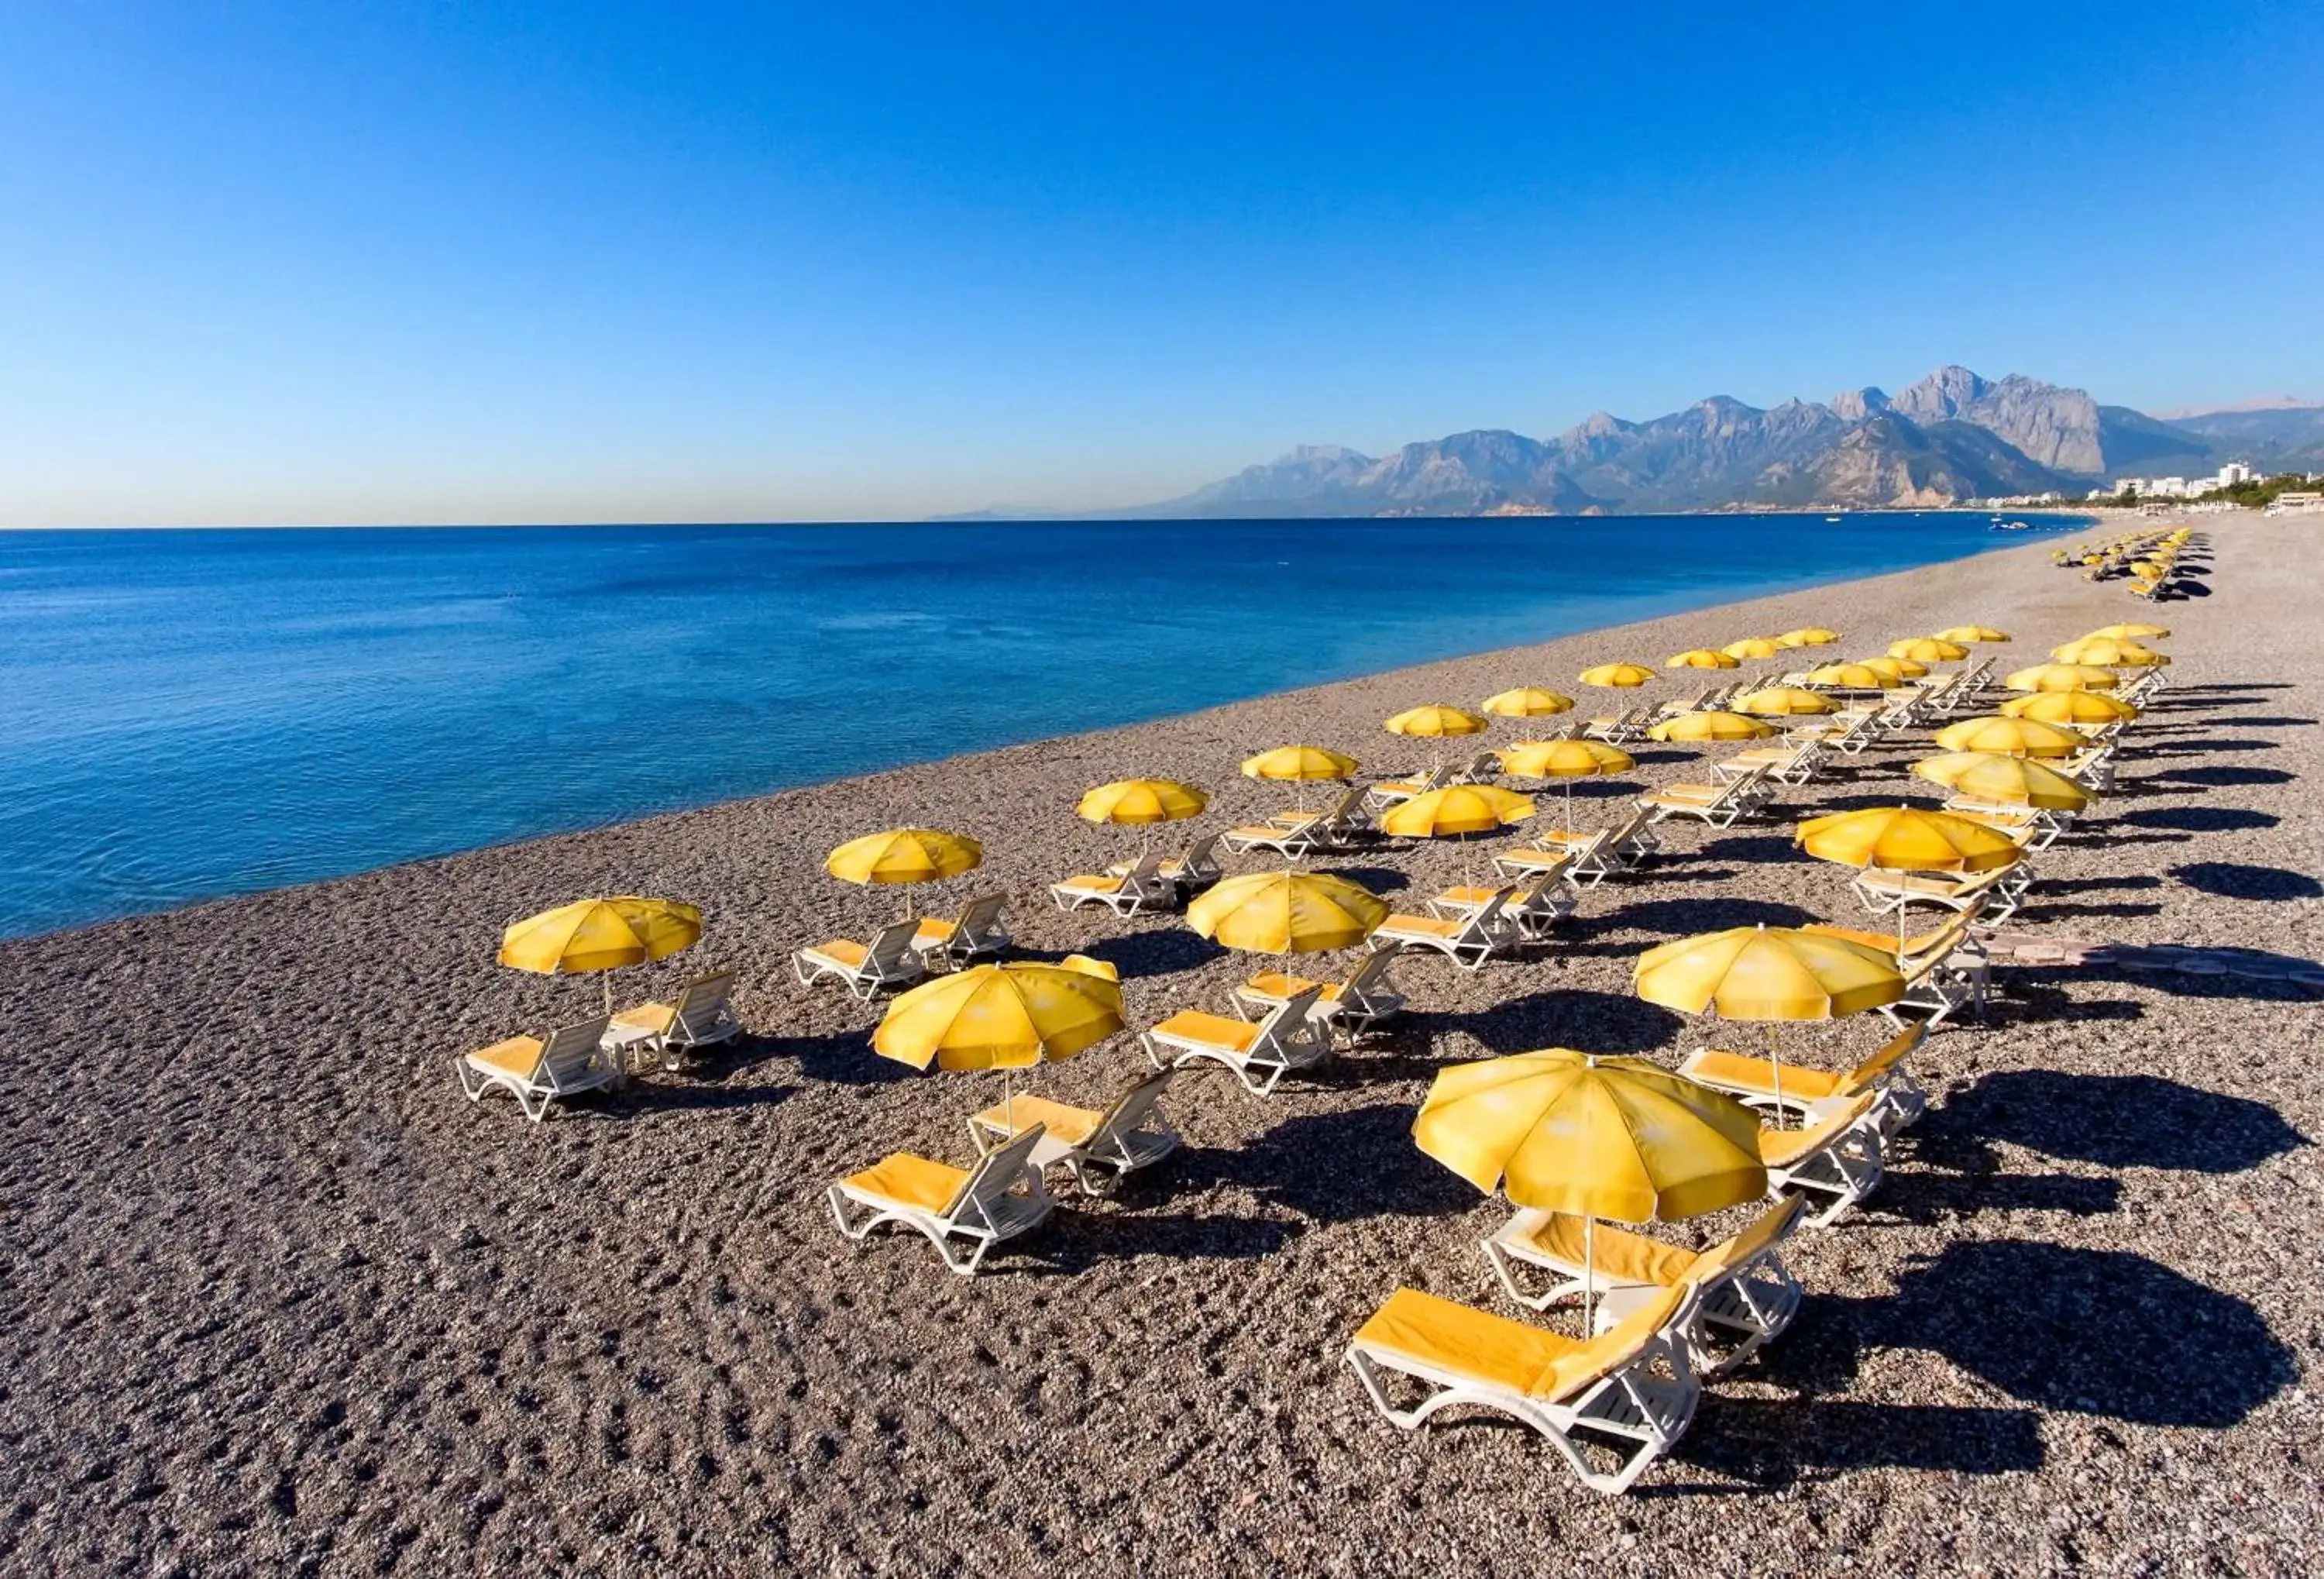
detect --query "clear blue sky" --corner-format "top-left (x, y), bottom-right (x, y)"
top-left (3, 2), bottom-right (2319, 525)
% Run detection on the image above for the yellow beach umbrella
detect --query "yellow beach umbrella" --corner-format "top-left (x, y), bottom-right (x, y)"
top-left (1804, 662), bottom-right (1899, 690)
top-left (1859, 655), bottom-right (1927, 681)
top-left (872, 960), bottom-right (1125, 1071)
top-left (1648, 710), bottom-right (1776, 744)
top-left (1933, 715), bottom-right (2085, 759)
top-left (1913, 752), bottom-right (2091, 811)
top-left (1188, 869), bottom-right (1387, 955)
top-left (1480, 687), bottom-right (1576, 718)
top-left (500, 896), bottom-right (705, 1013)
top-left (1797, 805), bottom-right (2021, 875)
top-left (1774, 628), bottom-right (1841, 648)
top-left (2000, 690), bottom-right (2140, 727)
top-left (1889, 637), bottom-right (1968, 662)
top-left (1635, 926), bottom-right (1904, 1022)
top-left (2053, 637), bottom-right (2168, 668)
top-left (1722, 637), bottom-right (1783, 660)
top-left (1497, 738), bottom-right (1633, 824)
top-left (1733, 686), bottom-right (1838, 717)
top-left (1242, 745), bottom-right (1359, 782)
top-left (1579, 662), bottom-right (1656, 688)
top-left (1412, 1048), bottom-right (1765, 1329)
top-left (2086, 623), bottom-right (2169, 640)
top-left (1666, 648), bottom-right (1741, 669)
top-left (1379, 783), bottom-right (1535, 839)
top-left (1935, 625), bottom-right (2010, 643)
top-left (500, 896), bottom-right (703, 976)
top-left (1635, 925), bottom-right (1904, 1121)
top-left (1076, 779), bottom-right (1209, 824)
top-left (825, 827), bottom-right (984, 886)
top-left (1385, 704), bottom-right (1490, 738)
top-left (2004, 662), bottom-right (2119, 693)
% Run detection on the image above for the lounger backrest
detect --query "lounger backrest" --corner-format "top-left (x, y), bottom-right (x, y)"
top-left (540, 1016), bottom-right (614, 1083)
top-left (1257, 986), bottom-right (1329, 1053)
top-left (865, 920), bottom-right (923, 973)
top-left (1463, 890), bottom-right (1514, 941)
top-left (1529, 1281), bottom-right (1696, 1403)
top-left (1686, 1195), bottom-right (1805, 1284)
top-left (1339, 945), bottom-right (1399, 1002)
top-left (1118, 851), bottom-right (1166, 889)
top-left (1793, 1091), bottom-right (1881, 1152)
top-left (671, 969), bottom-right (737, 1035)
top-left (1327, 784), bottom-right (1370, 827)
top-left (1607, 807), bottom-right (1653, 848)
top-left (1180, 831), bottom-right (1222, 873)
top-left (1842, 1023), bottom-right (1927, 1092)
top-left (946, 1123), bottom-right (1047, 1220)
top-left (1087, 1071), bottom-right (1174, 1151)
top-left (954, 893), bottom-right (1009, 946)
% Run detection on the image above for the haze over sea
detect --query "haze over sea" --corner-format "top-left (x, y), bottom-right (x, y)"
top-left (0, 514), bottom-right (2067, 938)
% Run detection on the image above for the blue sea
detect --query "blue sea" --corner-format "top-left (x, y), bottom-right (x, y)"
top-left (0, 514), bottom-right (2074, 939)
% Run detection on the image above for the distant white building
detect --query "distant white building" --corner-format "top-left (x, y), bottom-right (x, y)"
top-left (2217, 460), bottom-right (2255, 487)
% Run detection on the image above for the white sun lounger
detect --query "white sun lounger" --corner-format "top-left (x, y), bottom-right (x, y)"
top-left (1804, 916), bottom-right (1989, 1028)
top-left (606, 968), bottom-right (743, 1067)
top-left (1370, 890), bottom-right (1518, 971)
top-left (1364, 762), bottom-right (1456, 812)
top-left (1231, 944), bottom-right (1406, 1040)
top-left (1638, 765), bottom-right (1770, 828)
top-left (1679, 1023), bottom-right (1928, 1134)
top-left (1344, 1281), bottom-right (1703, 1495)
top-left (1482, 1196), bottom-right (1807, 1377)
top-left (795, 919), bottom-right (928, 999)
top-left (455, 1014), bottom-right (617, 1122)
top-left (1583, 704), bottom-right (1655, 745)
top-left (1852, 859), bottom-right (2028, 924)
top-left (1758, 1092), bottom-right (1886, 1226)
top-left (1116, 831), bottom-right (1225, 896)
top-left (909, 893), bottom-right (1013, 970)
top-left (1428, 878), bottom-right (1575, 941)
top-left (967, 1072), bottom-right (1181, 1196)
top-left (1226, 786), bottom-right (1369, 857)
top-left (1142, 986), bottom-right (1330, 1096)
top-left (1050, 851), bottom-right (1176, 916)
top-left (1716, 738), bottom-right (1827, 786)
top-left (827, 1125), bottom-right (1054, 1275)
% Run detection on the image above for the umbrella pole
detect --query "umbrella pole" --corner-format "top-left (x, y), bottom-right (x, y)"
top-left (1583, 1215), bottom-right (1597, 1335)
top-left (1768, 1024), bottom-right (1786, 1129)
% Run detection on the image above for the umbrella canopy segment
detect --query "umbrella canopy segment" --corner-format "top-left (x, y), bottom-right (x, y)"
top-left (1497, 739), bottom-right (1635, 779)
top-left (872, 960), bottom-right (1125, 1071)
top-left (2084, 623), bottom-right (2168, 640)
top-left (1773, 628), bottom-right (1841, 648)
top-left (2003, 663), bottom-right (2119, 693)
top-left (1480, 687), bottom-right (1576, 718)
top-left (1999, 690), bottom-right (2140, 727)
top-left (2052, 637), bottom-right (2169, 668)
top-left (1379, 784), bottom-right (1536, 838)
top-left (500, 896), bottom-right (703, 976)
top-left (1413, 1049), bottom-right (1766, 1221)
top-left (1804, 662), bottom-right (1900, 690)
top-left (1635, 926), bottom-right (1904, 1021)
top-left (825, 827), bottom-right (984, 886)
top-left (1859, 655), bottom-right (1928, 681)
top-left (1076, 779), bottom-right (1210, 824)
top-left (1913, 752), bottom-right (2092, 811)
top-left (1648, 710), bottom-right (1776, 745)
top-left (1666, 648), bottom-right (1741, 670)
top-left (1188, 869), bottom-right (1387, 955)
top-left (1796, 806), bottom-right (2022, 873)
top-left (1721, 638), bottom-right (1783, 660)
top-left (1578, 663), bottom-right (1656, 688)
top-left (1385, 705), bottom-right (1490, 738)
top-left (1242, 745), bottom-right (1359, 782)
top-left (1889, 637), bottom-right (1968, 662)
top-left (1935, 625), bottom-right (2010, 643)
top-left (1733, 686), bottom-right (1838, 717)
top-left (1933, 715), bottom-right (2086, 759)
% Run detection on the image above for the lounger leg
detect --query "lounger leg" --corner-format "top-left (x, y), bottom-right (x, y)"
top-left (455, 1063), bottom-right (490, 1103)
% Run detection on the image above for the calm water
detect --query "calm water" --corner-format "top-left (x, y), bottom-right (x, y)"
top-left (0, 515), bottom-right (2064, 938)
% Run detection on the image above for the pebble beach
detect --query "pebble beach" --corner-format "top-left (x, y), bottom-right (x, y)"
top-left (1, 513), bottom-right (2316, 1575)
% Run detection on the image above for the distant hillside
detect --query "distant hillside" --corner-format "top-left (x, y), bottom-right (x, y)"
top-left (944, 365), bottom-right (2293, 519)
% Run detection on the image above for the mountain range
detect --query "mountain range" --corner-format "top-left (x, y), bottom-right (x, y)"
top-left (948, 368), bottom-right (2324, 518)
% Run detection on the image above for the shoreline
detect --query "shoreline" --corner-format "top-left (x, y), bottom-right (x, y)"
top-left (4, 511), bottom-right (2317, 1573)
top-left (8, 515), bottom-right (2060, 945)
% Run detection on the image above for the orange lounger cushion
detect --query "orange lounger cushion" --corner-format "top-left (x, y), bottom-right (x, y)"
top-left (466, 1035), bottom-right (545, 1078)
top-left (1518, 1214), bottom-right (1702, 1288)
top-left (1688, 1048), bottom-right (1844, 1100)
top-left (609, 1001), bottom-right (677, 1034)
top-left (1380, 913), bottom-right (1459, 937)
top-left (1149, 1010), bottom-right (1260, 1051)
top-left (843, 1152), bottom-right (968, 1213)
top-left (807, 938), bottom-right (869, 968)
top-left (1353, 1284), bottom-right (1686, 1402)
top-left (972, 1093), bottom-right (1102, 1147)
